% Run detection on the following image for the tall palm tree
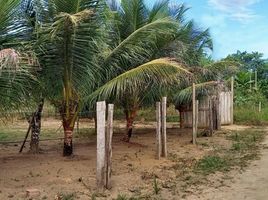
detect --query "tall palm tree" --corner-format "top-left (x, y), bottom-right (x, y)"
top-left (34, 0), bottom-right (193, 156)
top-left (95, 0), bottom-right (215, 142)
top-left (90, 0), bottom-right (193, 142)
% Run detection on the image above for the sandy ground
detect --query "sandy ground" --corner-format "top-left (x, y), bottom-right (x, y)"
top-left (0, 120), bottom-right (206, 200)
top-left (0, 121), bottom-right (267, 200)
top-left (186, 127), bottom-right (268, 200)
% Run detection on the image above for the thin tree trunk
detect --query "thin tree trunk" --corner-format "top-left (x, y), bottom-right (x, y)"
top-left (63, 121), bottom-right (74, 156)
top-left (61, 102), bottom-right (78, 157)
top-left (29, 99), bottom-right (44, 154)
top-left (123, 109), bottom-right (137, 142)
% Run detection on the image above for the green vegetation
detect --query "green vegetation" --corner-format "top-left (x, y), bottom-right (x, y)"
top-left (195, 129), bottom-right (265, 175)
top-left (195, 155), bottom-right (229, 175)
top-left (234, 105), bottom-right (268, 125)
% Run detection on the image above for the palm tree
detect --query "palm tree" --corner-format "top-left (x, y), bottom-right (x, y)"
top-left (32, 0), bottom-right (108, 156)
top-left (90, 0), bottom-right (193, 142)
top-left (34, 0), bottom-right (193, 155)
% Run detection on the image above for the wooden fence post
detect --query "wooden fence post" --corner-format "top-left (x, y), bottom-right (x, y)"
top-left (106, 104), bottom-right (114, 189)
top-left (161, 97), bottom-right (167, 158)
top-left (231, 76), bottom-right (234, 124)
top-left (156, 102), bottom-right (161, 160)
top-left (96, 101), bottom-right (106, 191)
top-left (195, 100), bottom-right (199, 136)
top-left (216, 96), bottom-right (221, 130)
top-left (208, 98), bottom-right (213, 136)
top-left (192, 83), bottom-right (197, 145)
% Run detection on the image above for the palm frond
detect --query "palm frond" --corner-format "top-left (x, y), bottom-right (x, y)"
top-left (88, 58), bottom-right (191, 103)
top-left (173, 81), bottom-right (218, 106)
top-left (104, 17), bottom-right (179, 79)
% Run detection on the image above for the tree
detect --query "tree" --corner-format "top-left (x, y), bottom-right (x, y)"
top-left (94, 0), bottom-right (214, 142)
top-left (224, 50), bottom-right (268, 100)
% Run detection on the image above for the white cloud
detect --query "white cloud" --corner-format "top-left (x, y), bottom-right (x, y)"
top-left (208, 0), bottom-right (261, 22)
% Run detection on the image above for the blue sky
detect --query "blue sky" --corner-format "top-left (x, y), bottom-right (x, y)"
top-left (146, 0), bottom-right (268, 59)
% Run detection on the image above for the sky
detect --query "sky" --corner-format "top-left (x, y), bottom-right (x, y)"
top-left (146, 0), bottom-right (268, 60)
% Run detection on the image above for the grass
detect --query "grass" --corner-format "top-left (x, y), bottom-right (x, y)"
top-left (195, 155), bottom-right (229, 174)
top-left (234, 105), bottom-right (268, 125)
top-left (195, 129), bottom-right (265, 175)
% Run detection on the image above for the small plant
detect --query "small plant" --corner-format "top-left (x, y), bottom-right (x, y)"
top-left (153, 176), bottom-right (161, 195)
top-left (195, 155), bottom-right (229, 174)
top-left (115, 194), bottom-right (128, 200)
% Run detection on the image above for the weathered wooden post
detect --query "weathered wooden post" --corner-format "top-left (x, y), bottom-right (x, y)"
top-left (208, 98), bottom-right (213, 136)
top-left (231, 76), bottom-right (234, 124)
top-left (161, 97), bottom-right (167, 158)
top-left (192, 83), bottom-right (197, 144)
top-left (195, 100), bottom-right (199, 136)
top-left (96, 101), bottom-right (106, 190)
top-left (106, 104), bottom-right (114, 189)
top-left (156, 102), bottom-right (161, 159)
top-left (259, 102), bottom-right (262, 113)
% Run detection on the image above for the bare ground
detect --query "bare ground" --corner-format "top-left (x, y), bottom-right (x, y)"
top-left (0, 120), bottom-right (266, 200)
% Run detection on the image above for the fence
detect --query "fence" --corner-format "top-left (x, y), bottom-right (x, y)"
top-left (182, 91), bottom-right (233, 128)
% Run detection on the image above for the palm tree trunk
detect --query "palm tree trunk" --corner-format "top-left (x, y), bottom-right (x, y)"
top-left (29, 99), bottom-right (44, 153)
top-left (63, 120), bottom-right (75, 156)
top-left (61, 102), bottom-right (78, 156)
top-left (123, 109), bottom-right (137, 142)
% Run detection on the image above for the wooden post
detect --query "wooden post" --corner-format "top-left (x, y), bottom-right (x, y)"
top-left (161, 97), bottom-right (167, 158)
top-left (195, 100), bottom-right (199, 136)
top-left (96, 101), bottom-right (106, 190)
top-left (230, 76), bottom-right (234, 124)
top-left (208, 98), bottom-right (213, 136)
top-left (156, 102), bottom-right (161, 159)
top-left (106, 104), bottom-right (114, 189)
top-left (216, 97), bottom-right (221, 130)
top-left (259, 102), bottom-right (262, 113)
top-left (192, 83), bottom-right (197, 145)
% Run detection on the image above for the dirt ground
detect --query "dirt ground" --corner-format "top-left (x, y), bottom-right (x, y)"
top-left (0, 120), bottom-right (265, 200)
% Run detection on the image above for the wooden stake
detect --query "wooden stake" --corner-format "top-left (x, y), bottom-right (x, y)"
top-left (156, 102), bottom-right (161, 160)
top-left (106, 104), bottom-right (114, 189)
top-left (195, 100), bottom-right (199, 136)
top-left (192, 83), bottom-right (196, 144)
top-left (161, 97), bottom-right (167, 158)
top-left (231, 76), bottom-right (234, 125)
top-left (208, 98), bottom-right (213, 136)
top-left (96, 101), bottom-right (106, 191)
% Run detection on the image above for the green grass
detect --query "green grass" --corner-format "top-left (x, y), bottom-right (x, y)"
top-left (234, 105), bottom-right (268, 125)
top-left (195, 155), bottom-right (229, 174)
top-left (195, 129), bottom-right (265, 175)
top-left (0, 126), bottom-right (95, 142)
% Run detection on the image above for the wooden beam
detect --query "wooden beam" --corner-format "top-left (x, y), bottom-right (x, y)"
top-left (192, 83), bottom-right (196, 144)
top-left (106, 104), bottom-right (114, 189)
top-left (161, 97), bottom-right (167, 157)
top-left (156, 102), bottom-right (161, 159)
top-left (96, 101), bottom-right (106, 191)
top-left (230, 76), bottom-right (234, 125)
